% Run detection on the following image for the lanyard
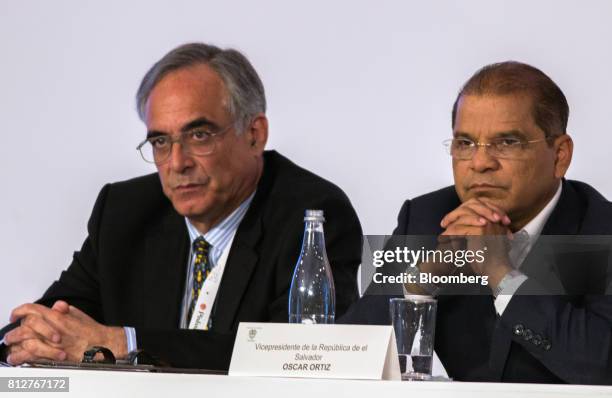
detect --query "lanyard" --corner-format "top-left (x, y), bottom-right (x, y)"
top-left (188, 230), bottom-right (237, 330)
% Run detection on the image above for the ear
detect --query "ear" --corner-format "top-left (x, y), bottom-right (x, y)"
top-left (553, 134), bottom-right (573, 179)
top-left (245, 113), bottom-right (268, 152)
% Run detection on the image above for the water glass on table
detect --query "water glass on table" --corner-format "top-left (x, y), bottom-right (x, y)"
top-left (389, 296), bottom-right (437, 380)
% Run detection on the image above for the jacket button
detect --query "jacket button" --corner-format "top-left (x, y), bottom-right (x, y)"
top-left (523, 328), bottom-right (533, 341)
top-left (532, 334), bottom-right (543, 347)
top-left (513, 324), bottom-right (525, 336)
top-left (542, 339), bottom-right (551, 351)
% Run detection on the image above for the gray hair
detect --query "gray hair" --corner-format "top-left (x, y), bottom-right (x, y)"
top-left (136, 42), bottom-right (266, 133)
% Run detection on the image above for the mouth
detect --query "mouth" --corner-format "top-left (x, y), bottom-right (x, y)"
top-left (468, 183), bottom-right (502, 190)
top-left (173, 183), bottom-right (205, 193)
top-left (466, 183), bottom-right (508, 199)
top-left (467, 183), bottom-right (506, 197)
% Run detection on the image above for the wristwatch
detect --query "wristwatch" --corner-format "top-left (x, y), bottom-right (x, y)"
top-left (404, 265), bottom-right (440, 296)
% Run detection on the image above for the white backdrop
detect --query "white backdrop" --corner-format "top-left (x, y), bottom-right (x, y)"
top-left (1, 0), bottom-right (611, 320)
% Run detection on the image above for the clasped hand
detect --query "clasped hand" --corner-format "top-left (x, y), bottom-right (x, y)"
top-left (3, 301), bottom-right (126, 365)
top-left (407, 198), bottom-right (515, 294)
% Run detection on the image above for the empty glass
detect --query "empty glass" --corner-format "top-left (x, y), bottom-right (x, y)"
top-left (389, 296), bottom-right (437, 380)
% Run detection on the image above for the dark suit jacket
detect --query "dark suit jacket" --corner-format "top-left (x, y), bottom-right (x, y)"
top-left (341, 179), bottom-right (612, 384)
top-left (1, 150), bottom-right (363, 370)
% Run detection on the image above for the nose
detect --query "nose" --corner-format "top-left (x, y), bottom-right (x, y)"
top-left (470, 144), bottom-right (500, 173)
top-left (168, 141), bottom-right (194, 173)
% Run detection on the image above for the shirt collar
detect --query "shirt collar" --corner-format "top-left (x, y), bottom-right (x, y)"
top-left (185, 192), bottom-right (255, 250)
top-left (520, 182), bottom-right (562, 238)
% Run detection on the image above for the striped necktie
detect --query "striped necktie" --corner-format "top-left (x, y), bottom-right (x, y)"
top-left (187, 236), bottom-right (212, 324)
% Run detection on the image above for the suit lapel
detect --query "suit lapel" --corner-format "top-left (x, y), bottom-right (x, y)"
top-left (210, 153), bottom-right (276, 332)
top-left (211, 214), bottom-right (262, 332)
top-left (142, 210), bottom-right (189, 329)
top-left (540, 179), bottom-right (582, 236)
top-left (519, 180), bottom-right (581, 290)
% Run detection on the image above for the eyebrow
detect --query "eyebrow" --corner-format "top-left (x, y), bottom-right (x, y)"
top-left (494, 130), bottom-right (529, 140)
top-left (146, 117), bottom-right (219, 139)
top-left (453, 130), bottom-right (528, 140)
top-left (453, 131), bottom-right (474, 139)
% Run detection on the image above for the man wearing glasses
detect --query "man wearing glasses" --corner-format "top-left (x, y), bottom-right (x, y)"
top-left (343, 61), bottom-right (612, 383)
top-left (0, 43), bottom-right (363, 369)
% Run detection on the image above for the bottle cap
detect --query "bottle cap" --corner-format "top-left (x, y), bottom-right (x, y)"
top-left (304, 209), bottom-right (325, 222)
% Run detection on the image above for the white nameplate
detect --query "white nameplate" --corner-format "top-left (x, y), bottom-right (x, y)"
top-left (229, 322), bottom-right (400, 380)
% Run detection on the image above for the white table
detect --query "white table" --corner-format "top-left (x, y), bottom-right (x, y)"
top-left (1, 366), bottom-right (610, 398)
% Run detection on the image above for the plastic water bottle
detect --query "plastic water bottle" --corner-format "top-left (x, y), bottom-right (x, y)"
top-left (288, 210), bottom-right (336, 324)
